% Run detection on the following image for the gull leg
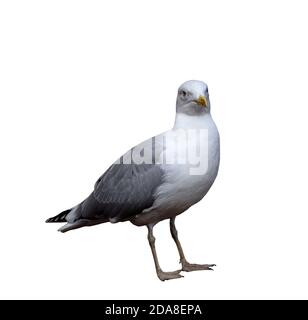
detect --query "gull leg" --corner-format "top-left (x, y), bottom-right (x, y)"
top-left (147, 224), bottom-right (183, 281)
top-left (170, 217), bottom-right (216, 272)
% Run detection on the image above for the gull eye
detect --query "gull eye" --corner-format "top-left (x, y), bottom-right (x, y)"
top-left (180, 90), bottom-right (187, 97)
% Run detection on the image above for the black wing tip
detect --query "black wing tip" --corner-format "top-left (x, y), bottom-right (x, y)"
top-left (45, 209), bottom-right (72, 223)
top-left (45, 216), bottom-right (60, 223)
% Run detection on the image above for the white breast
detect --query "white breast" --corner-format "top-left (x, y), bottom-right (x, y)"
top-left (134, 113), bottom-right (220, 226)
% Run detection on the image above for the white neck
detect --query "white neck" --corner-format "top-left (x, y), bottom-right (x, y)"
top-left (173, 112), bottom-right (213, 129)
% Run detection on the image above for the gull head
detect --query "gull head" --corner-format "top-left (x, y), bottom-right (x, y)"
top-left (176, 80), bottom-right (210, 115)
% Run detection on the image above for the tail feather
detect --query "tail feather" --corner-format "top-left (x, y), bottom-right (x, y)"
top-left (58, 217), bottom-right (109, 233)
top-left (46, 209), bottom-right (72, 223)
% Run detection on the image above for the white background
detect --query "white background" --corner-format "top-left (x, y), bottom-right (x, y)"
top-left (0, 0), bottom-right (308, 299)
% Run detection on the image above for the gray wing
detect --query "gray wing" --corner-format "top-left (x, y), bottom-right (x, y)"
top-left (92, 163), bottom-right (163, 222)
top-left (74, 135), bottom-right (165, 223)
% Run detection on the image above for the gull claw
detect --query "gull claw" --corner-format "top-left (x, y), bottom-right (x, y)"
top-left (181, 262), bottom-right (216, 272)
top-left (157, 269), bottom-right (184, 281)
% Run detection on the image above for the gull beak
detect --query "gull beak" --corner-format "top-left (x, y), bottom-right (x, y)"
top-left (195, 95), bottom-right (208, 107)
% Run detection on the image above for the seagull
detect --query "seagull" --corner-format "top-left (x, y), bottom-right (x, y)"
top-left (46, 80), bottom-right (220, 281)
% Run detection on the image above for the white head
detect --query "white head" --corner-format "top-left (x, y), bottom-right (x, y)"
top-left (176, 80), bottom-right (210, 116)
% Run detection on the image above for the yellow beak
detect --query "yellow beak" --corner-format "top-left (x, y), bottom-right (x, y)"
top-left (196, 95), bottom-right (208, 107)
